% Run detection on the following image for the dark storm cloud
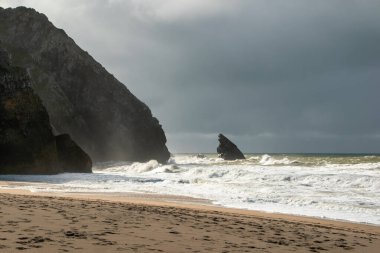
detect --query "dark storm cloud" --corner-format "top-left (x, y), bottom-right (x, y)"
top-left (2, 0), bottom-right (380, 152)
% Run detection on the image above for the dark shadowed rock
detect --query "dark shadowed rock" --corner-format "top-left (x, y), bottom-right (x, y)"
top-left (0, 48), bottom-right (61, 174)
top-left (0, 7), bottom-right (170, 163)
top-left (217, 134), bottom-right (245, 160)
top-left (0, 49), bottom-right (92, 174)
top-left (0, 48), bottom-right (10, 68)
top-left (56, 134), bottom-right (92, 173)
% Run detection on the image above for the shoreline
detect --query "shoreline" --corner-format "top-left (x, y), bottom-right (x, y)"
top-left (0, 188), bottom-right (379, 252)
top-left (0, 182), bottom-right (379, 230)
top-left (1, 180), bottom-right (380, 230)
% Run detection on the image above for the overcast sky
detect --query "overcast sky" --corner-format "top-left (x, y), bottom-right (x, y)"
top-left (1, 0), bottom-right (380, 153)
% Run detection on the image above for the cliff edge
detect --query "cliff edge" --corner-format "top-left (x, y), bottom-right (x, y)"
top-left (0, 7), bottom-right (170, 163)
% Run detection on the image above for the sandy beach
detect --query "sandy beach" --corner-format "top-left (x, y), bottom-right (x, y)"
top-left (0, 188), bottom-right (379, 253)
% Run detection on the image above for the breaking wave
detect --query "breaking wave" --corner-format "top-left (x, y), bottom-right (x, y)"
top-left (0, 153), bottom-right (379, 225)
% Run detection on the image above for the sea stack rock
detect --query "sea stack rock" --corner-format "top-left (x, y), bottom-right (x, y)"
top-left (0, 48), bottom-right (60, 174)
top-left (0, 7), bottom-right (170, 163)
top-left (56, 134), bottom-right (92, 173)
top-left (217, 134), bottom-right (246, 160)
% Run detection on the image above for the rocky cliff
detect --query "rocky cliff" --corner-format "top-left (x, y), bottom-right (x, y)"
top-left (0, 48), bottom-right (92, 174)
top-left (0, 48), bottom-right (60, 174)
top-left (56, 134), bottom-right (92, 173)
top-left (0, 7), bottom-right (170, 163)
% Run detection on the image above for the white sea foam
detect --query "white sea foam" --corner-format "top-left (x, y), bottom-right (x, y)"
top-left (0, 154), bottom-right (379, 225)
top-left (258, 154), bottom-right (298, 165)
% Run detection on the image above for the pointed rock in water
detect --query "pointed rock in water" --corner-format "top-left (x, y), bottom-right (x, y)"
top-left (56, 134), bottom-right (92, 173)
top-left (0, 7), bottom-right (170, 163)
top-left (217, 134), bottom-right (245, 160)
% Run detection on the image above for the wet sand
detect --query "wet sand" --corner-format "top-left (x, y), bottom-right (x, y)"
top-left (0, 189), bottom-right (379, 252)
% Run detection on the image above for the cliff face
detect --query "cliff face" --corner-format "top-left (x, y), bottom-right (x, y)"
top-left (0, 48), bottom-right (60, 174)
top-left (56, 134), bottom-right (92, 173)
top-left (0, 48), bottom-right (92, 174)
top-left (0, 7), bottom-right (170, 163)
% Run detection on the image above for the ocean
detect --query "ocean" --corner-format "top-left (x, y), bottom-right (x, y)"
top-left (1, 153), bottom-right (379, 225)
